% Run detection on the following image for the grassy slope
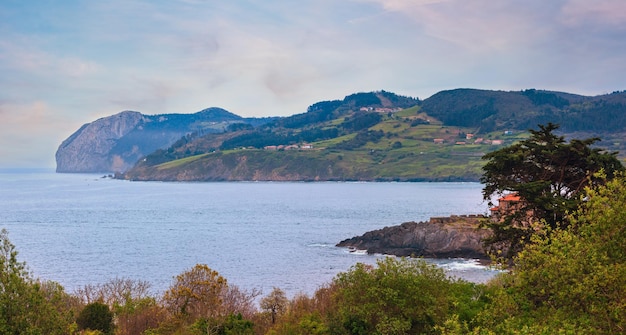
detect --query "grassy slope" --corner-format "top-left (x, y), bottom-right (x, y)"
top-left (126, 106), bottom-right (525, 181)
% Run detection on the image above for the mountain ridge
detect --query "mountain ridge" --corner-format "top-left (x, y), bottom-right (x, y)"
top-left (55, 107), bottom-right (275, 173)
top-left (56, 88), bottom-right (626, 179)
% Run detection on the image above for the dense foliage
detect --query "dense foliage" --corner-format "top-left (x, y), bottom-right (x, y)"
top-left (4, 183), bottom-right (626, 335)
top-left (329, 258), bottom-right (482, 335)
top-left (330, 130), bottom-right (385, 151)
top-left (421, 88), bottom-right (626, 132)
top-left (0, 229), bottom-right (79, 334)
top-left (340, 112), bottom-right (382, 131)
top-left (77, 302), bottom-right (114, 334)
top-left (521, 89), bottom-right (570, 108)
top-left (219, 128), bottom-right (340, 150)
top-left (480, 123), bottom-right (623, 258)
top-left (440, 174), bottom-right (626, 334)
top-left (276, 100), bottom-right (343, 129)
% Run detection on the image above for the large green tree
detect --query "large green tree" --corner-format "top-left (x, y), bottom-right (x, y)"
top-left (443, 174), bottom-right (626, 334)
top-left (0, 229), bottom-right (75, 334)
top-left (480, 123), bottom-right (623, 258)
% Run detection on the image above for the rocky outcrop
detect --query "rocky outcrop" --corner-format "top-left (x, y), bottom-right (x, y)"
top-left (56, 111), bottom-right (146, 173)
top-left (337, 215), bottom-right (492, 259)
top-left (56, 108), bottom-right (245, 173)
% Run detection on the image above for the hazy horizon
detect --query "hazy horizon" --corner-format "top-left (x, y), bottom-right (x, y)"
top-left (2, 0), bottom-right (625, 168)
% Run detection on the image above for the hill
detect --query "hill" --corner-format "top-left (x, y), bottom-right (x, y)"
top-left (56, 88), bottom-right (626, 180)
top-left (421, 88), bottom-right (626, 132)
top-left (421, 88), bottom-right (626, 153)
top-left (55, 108), bottom-right (276, 173)
top-left (119, 91), bottom-right (518, 181)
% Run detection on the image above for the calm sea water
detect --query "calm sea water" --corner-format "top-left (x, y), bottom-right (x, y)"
top-left (0, 171), bottom-right (496, 297)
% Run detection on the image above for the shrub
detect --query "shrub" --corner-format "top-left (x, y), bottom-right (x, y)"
top-left (76, 302), bottom-right (114, 334)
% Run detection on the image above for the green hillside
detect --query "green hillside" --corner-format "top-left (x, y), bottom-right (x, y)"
top-left (120, 89), bottom-right (626, 182)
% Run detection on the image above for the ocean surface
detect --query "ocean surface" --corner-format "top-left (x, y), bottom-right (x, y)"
top-left (0, 171), bottom-right (498, 298)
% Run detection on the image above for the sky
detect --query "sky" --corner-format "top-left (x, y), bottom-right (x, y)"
top-left (1, 0), bottom-right (626, 168)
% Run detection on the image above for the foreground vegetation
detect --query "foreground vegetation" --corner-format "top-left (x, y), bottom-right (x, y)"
top-left (9, 122), bottom-right (626, 333)
top-left (2, 173), bottom-right (626, 334)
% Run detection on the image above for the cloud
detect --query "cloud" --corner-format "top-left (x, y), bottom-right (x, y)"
top-left (0, 101), bottom-right (79, 168)
top-left (354, 0), bottom-right (556, 52)
top-left (106, 76), bottom-right (182, 113)
top-left (1, 0), bottom-right (625, 167)
top-left (57, 58), bottom-right (102, 78)
top-left (0, 37), bottom-right (102, 79)
top-left (559, 0), bottom-right (626, 28)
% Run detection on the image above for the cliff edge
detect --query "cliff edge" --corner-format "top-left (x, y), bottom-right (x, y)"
top-left (337, 215), bottom-right (491, 259)
top-left (56, 111), bottom-right (146, 173)
top-left (56, 108), bottom-right (245, 173)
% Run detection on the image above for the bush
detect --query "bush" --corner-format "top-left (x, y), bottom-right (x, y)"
top-left (330, 258), bottom-right (482, 335)
top-left (76, 302), bottom-right (114, 334)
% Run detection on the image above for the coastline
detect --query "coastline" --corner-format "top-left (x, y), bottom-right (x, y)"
top-left (337, 215), bottom-right (492, 261)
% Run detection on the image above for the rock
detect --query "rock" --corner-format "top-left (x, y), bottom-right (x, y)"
top-left (56, 111), bottom-right (146, 173)
top-left (337, 215), bottom-right (492, 259)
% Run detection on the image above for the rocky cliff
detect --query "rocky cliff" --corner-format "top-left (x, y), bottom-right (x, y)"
top-left (337, 215), bottom-right (491, 259)
top-left (56, 111), bottom-right (146, 173)
top-left (56, 108), bottom-right (246, 173)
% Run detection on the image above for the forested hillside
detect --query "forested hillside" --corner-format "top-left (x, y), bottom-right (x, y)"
top-left (421, 88), bottom-right (626, 133)
top-left (119, 89), bottom-right (626, 182)
top-left (121, 91), bottom-right (495, 181)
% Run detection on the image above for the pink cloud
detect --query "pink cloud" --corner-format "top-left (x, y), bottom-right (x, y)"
top-left (560, 0), bottom-right (626, 28)
top-left (0, 101), bottom-right (78, 167)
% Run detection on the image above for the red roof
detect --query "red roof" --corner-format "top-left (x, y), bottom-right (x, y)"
top-left (500, 193), bottom-right (521, 202)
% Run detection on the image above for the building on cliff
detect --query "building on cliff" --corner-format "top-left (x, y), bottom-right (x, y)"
top-left (489, 193), bottom-right (536, 228)
top-left (489, 193), bottom-right (522, 222)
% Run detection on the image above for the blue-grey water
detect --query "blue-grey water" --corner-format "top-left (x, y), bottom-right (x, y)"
top-left (0, 171), bottom-right (496, 297)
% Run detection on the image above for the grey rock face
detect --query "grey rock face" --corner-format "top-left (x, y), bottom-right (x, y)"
top-left (55, 107), bottom-right (247, 173)
top-left (56, 111), bottom-right (146, 173)
top-left (337, 215), bottom-right (492, 259)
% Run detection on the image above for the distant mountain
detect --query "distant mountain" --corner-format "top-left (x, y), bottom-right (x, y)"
top-left (421, 88), bottom-right (626, 133)
top-left (120, 91), bottom-right (479, 181)
top-left (55, 107), bottom-right (275, 173)
top-left (58, 89), bottom-right (626, 180)
top-left (119, 89), bottom-right (626, 182)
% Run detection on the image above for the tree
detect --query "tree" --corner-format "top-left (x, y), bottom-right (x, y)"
top-left (75, 277), bottom-right (164, 335)
top-left (162, 264), bottom-right (228, 319)
top-left (480, 123), bottom-right (623, 258)
top-left (77, 302), bottom-right (114, 334)
top-left (463, 174), bottom-right (626, 334)
top-left (0, 229), bottom-right (75, 334)
top-left (260, 287), bottom-right (288, 325)
top-left (220, 285), bottom-right (260, 320)
top-left (192, 313), bottom-right (254, 335)
top-left (0, 228), bottom-right (31, 332)
top-left (260, 291), bottom-right (333, 335)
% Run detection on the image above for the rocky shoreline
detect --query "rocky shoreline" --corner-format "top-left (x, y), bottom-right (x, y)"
top-left (337, 215), bottom-right (492, 260)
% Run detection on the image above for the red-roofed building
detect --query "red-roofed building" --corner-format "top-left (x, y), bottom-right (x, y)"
top-left (490, 193), bottom-right (525, 222)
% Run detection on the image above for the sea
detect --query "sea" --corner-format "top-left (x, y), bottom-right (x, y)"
top-left (0, 170), bottom-right (498, 298)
